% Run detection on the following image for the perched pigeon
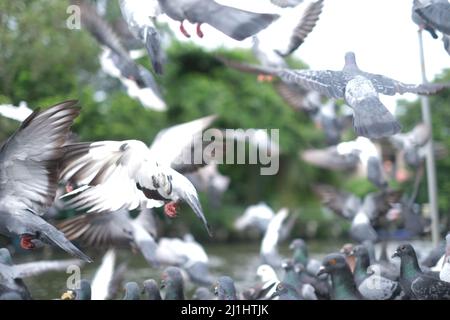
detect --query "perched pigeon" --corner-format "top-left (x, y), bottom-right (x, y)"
top-left (414, 0), bottom-right (450, 35)
top-left (289, 239), bottom-right (322, 276)
top-left (143, 279), bottom-right (162, 300)
top-left (0, 248), bottom-right (83, 300)
top-left (157, 0), bottom-right (279, 40)
top-left (119, 0), bottom-right (165, 74)
top-left (256, 264), bottom-right (280, 299)
top-left (58, 207), bottom-right (159, 267)
top-left (275, 0), bottom-right (324, 57)
top-left (0, 100), bottom-right (91, 262)
top-left (352, 245), bottom-right (401, 300)
top-left (161, 267), bottom-right (185, 300)
top-left (392, 244), bottom-right (450, 300)
top-left (221, 52), bottom-right (448, 139)
top-left (214, 276), bottom-right (238, 300)
top-left (317, 253), bottom-right (364, 300)
top-left (122, 282), bottom-right (141, 300)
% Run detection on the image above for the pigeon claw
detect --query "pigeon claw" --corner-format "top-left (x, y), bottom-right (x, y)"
top-left (256, 74), bottom-right (274, 82)
top-left (164, 201), bottom-right (178, 218)
top-left (20, 234), bottom-right (36, 250)
top-left (196, 23), bottom-right (204, 38)
top-left (180, 21), bottom-right (191, 38)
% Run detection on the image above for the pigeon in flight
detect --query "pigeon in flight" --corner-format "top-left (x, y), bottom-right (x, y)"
top-left (275, 0), bottom-right (324, 57)
top-left (119, 0), bottom-right (165, 74)
top-left (0, 100), bottom-right (91, 262)
top-left (414, 0), bottom-right (450, 36)
top-left (220, 52), bottom-right (448, 139)
top-left (412, 0), bottom-right (439, 39)
top-left (156, 0), bottom-right (279, 40)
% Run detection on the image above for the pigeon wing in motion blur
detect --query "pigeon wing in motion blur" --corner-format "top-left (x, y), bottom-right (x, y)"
top-left (275, 0), bottom-right (324, 57)
top-left (157, 0), bottom-right (280, 40)
top-left (270, 0), bottom-right (304, 8)
top-left (0, 100), bottom-right (91, 262)
top-left (58, 206), bottom-right (159, 267)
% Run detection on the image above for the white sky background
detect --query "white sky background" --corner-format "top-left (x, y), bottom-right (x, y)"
top-left (158, 0), bottom-right (450, 112)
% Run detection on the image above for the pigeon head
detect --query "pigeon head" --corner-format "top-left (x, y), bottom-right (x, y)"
top-left (123, 282), bottom-right (140, 300)
top-left (168, 169), bottom-right (212, 237)
top-left (160, 266), bottom-right (184, 300)
top-left (289, 239), bottom-right (308, 264)
top-left (270, 282), bottom-right (299, 300)
top-left (317, 253), bottom-right (348, 276)
top-left (351, 244), bottom-right (369, 258)
top-left (392, 243), bottom-right (417, 259)
top-left (344, 52), bottom-right (359, 70)
top-left (214, 276), bottom-right (237, 300)
top-left (340, 243), bottom-right (354, 257)
top-left (142, 279), bottom-right (161, 300)
top-left (257, 264), bottom-right (278, 283)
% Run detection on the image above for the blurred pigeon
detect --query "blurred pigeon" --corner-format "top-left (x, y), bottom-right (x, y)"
top-left (392, 244), bottom-right (450, 299)
top-left (234, 202), bottom-right (275, 234)
top-left (161, 267), bottom-right (185, 300)
top-left (260, 208), bottom-right (290, 268)
top-left (122, 282), bottom-right (140, 300)
top-left (275, 0), bottom-right (324, 57)
top-left (389, 123), bottom-right (430, 167)
top-left (256, 264), bottom-right (280, 299)
top-left (221, 52), bottom-right (449, 139)
top-left (270, 282), bottom-right (302, 300)
top-left (61, 279), bottom-right (92, 300)
top-left (157, 0), bottom-right (279, 40)
top-left (317, 253), bottom-right (364, 300)
top-left (214, 276), bottom-right (238, 300)
top-left (412, 0), bottom-right (439, 38)
top-left (0, 100), bottom-right (91, 262)
top-left (119, 0), bottom-right (165, 74)
top-left (143, 279), bottom-right (162, 300)
top-left (192, 287), bottom-right (215, 300)
top-left (414, 0), bottom-right (450, 35)
top-left (58, 207), bottom-right (159, 267)
top-left (271, 0), bottom-right (304, 8)
top-left (439, 234), bottom-right (450, 282)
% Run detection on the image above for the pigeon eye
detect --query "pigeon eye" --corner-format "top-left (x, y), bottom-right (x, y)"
top-left (329, 258), bottom-right (337, 265)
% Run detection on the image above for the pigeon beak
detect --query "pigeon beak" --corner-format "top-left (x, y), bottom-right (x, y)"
top-left (391, 251), bottom-right (400, 259)
top-left (184, 194), bottom-right (212, 237)
top-left (316, 266), bottom-right (327, 277)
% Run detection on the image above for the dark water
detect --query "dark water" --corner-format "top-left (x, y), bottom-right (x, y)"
top-left (15, 239), bottom-right (433, 299)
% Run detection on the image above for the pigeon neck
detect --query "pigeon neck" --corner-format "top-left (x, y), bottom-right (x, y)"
top-left (330, 266), bottom-right (361, 300)
top-left (399, 253), bottom-right (422, 281)
top-left (165, 284), bottom-right (185, 300)
top-left (283, 269), bottom-right (301, 288)
top-left (343, 54), bottom-right (360, 73)
top-left (293, 248), bottom-right (308, 265)
top-left (354, 254), bottom-right (370, 285)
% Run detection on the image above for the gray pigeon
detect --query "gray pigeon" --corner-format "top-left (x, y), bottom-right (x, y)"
top-left (0, 100), bottom-right (91, 262)
top-left (119, 0), bottom-right (165, 74)
top-left (161, 267), bottom-right (185, 300)
top-left (122, 282), bottom-right (141, 300)
top-left (412, 0), bottom-right (439, 38)
top-left (157, 0), bottom-right (279, 40)
top-left (143, 279), bottom-right (162, 300)
top-left (221, 52), bottom-right (448, 139)
top-left (214, 276), bottom-right (238, 300)
top-left (389, 123), bottom-right (430, 168)
top-left (275, 0), bottom-right (324, 57)
top-left (58, 207), bottom-right (159, 267)
top-left (415, 0), bottom-right (450, 35)
top-left (393, 244), bottom-right (450, 300)
top-left (0, 248), bottom-right (82, 300)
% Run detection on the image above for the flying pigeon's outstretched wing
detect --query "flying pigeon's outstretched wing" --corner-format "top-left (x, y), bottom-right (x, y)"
top-left (364, 72), bottom-right (449, 96)
top-left (313, 184), bottom-right (361, 220)
top-left (275, 0), bottom-right (324, 57)
top-left (301, 147), bottom-right (359, 171)
top-left (0, 100), bottom-right (80, 214)
top-left (415, 2), bottom-right (450, 35)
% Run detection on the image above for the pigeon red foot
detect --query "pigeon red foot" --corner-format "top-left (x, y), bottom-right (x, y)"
top-left (180, 21), bottom-right (191, 38)
top-left (196, 23), bottom-right (204, 38)
top-left (20, 235), bottom-right (36, 249)
top-left (164, 201), bottom-right (178, 218)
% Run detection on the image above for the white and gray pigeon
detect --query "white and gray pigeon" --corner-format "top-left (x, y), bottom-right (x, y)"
top-left (119, 0), bottom-right (165, 74)
top-left (223, 52), bottom-right (449, 139)
top-left (274, 0), bottom-right (324, 57)
top-left (439, 234), bottom-right (450, 282)
top-left (414, 0), bottom-right (450, 35)
top-left (75, 0), bottom-right (166, 111)
top-left (303, 137), bottom-right (387, 189)
top-left (59, 116), bottom-right (217, 237)
top-left (0, 100), bottom-right (91, 262)
top-left (0, 101), bottom-right (33, 122)
top-left (270, 0), bottom-right (304, 8)
top-left (0, 248), bottom-right (83, 300)
top-left (157, 0), bottom-right (279, 40)
top-left (58, 206), bottom-right (159, 267)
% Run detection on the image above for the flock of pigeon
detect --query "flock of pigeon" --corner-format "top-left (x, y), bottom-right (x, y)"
top-left (1, 0), bottom-right (450, 300)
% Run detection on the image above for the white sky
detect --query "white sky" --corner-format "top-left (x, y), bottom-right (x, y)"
top-left (158, 0), bottom-right (449, 111)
